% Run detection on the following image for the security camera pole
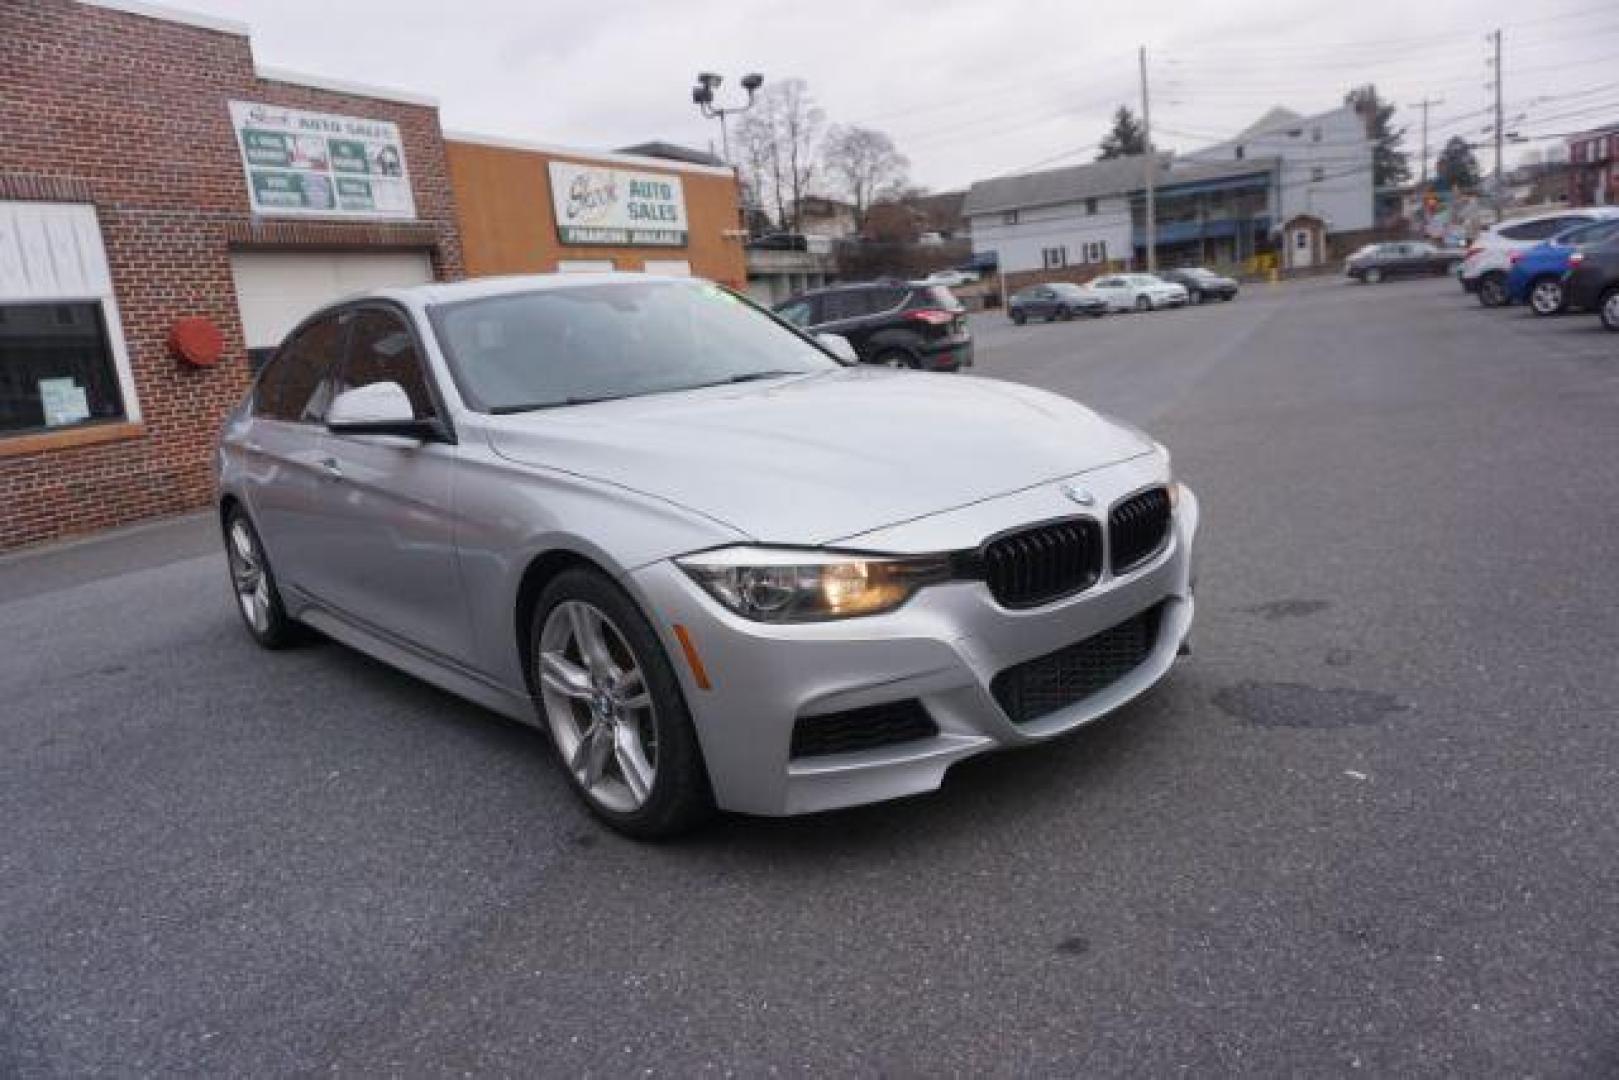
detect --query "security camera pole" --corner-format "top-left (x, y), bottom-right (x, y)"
top-left (691, 72), bottom-right (764, 164)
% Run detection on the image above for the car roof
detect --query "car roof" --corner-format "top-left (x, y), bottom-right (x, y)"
top-left (361, 272), bottom-right (704, 308)
top-left (1493, 206), bottom-right (1619, 232)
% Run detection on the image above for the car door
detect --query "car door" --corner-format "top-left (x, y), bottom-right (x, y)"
top-left (1028, 287), bottom-right (1055, 318)
top-left (810, 290), bottom-right (873, 354)
top-left (1091, 276), bottom-right (1127, 310)
top-left (239, 311), bottom-right (347, 596)
top-left (304, 303), bottom-right (475, 665)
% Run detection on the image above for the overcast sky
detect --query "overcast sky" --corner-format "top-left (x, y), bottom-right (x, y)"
top-left (180, 0), bottom-right (1617, 191)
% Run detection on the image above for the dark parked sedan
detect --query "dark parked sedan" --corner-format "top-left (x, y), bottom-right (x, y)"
top-left (1345, 242), bottom-right (1463, 283)
top-left (1008, 283), bottom-right (1106, 323)
top-left (773, 282), bottom-right (974, 370)
top-left (1157, 267), bottom-right (1239, 303)
top-left (1563, 235), bottom-right (1619, 331)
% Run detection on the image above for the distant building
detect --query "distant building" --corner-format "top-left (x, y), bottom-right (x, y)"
top-left (963, 103), bottom-right (1376, 285)
top-left (1567, 124), bottom-right (1618, 206)
top-left (797, 196), bottom-right (859, 240)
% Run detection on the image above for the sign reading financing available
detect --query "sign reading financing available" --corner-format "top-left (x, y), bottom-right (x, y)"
top-left (229, 101), bottom-right (416, 220)
top-left (548, 161), bottom-right (688, 246)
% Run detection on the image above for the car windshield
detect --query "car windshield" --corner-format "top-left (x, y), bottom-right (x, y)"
top-left (429, 281), bottom-right (840, 412)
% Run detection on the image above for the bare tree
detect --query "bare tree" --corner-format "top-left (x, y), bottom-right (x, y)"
top-left (734, 79), bottom-right (824, 233)
top-left (821, 124), bottom-right (910, 232)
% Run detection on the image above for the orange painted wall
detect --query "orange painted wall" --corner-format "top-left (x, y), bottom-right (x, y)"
top-left (445, 140), bottom-right (748, 289)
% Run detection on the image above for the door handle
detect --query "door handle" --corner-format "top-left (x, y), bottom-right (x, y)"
top-left (319, 456), bottom-right (343, 479)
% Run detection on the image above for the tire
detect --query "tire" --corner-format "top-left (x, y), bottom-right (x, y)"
top-left (1528, 276), bottom-right (1565, 317)
top-left (1364, 267), bottom-right (1383, 284)
top-left (1135, 295), bottom-right (1151, 312)
top-left (1057, 305), bottom-right (1074, 321)
top-left (223, 506), bottom-right (299, 649)
top-left (874, 349), bottom-right (915, 369)
top-left (530, 568), bottom-right (713, 840)
top-left (1011, 311), bottom-right (1026, 325)
top-left (1189, 289), bottom-right (1204, 305)
top-left (1221, 292), bottom-right (1235, 301)
top-left (1601, 289), bottom-right (1619, 332)
top-left (1478, 272), bottom-right (1508, 308)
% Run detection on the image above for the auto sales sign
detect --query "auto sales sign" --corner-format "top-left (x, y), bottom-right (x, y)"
top-left (548, 161), bottom-right (688, 246)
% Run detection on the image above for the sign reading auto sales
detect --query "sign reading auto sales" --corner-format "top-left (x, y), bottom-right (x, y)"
top-left (229, 101), bottom-right (417, 220)
top-left (548, 161), bottom-right (688, 246)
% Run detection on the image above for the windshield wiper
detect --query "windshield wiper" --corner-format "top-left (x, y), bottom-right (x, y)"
top-left (489, 393), bottom-right (630, 414)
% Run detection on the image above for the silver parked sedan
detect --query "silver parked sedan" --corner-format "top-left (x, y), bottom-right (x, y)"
top-left (218, 275), bottom-right (1199, 838)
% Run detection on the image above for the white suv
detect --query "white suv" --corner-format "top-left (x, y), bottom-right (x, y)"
top-left (1461, 207), bottom-right (1619, 307)
top-left (1086, 273), bottom-right (1190, 312)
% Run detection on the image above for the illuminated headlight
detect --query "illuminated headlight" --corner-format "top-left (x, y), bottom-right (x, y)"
top-left (676, 546), bottom-right (952, 622)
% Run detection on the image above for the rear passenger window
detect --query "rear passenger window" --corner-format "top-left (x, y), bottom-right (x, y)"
top-left (339, 309), bottom-right (436, 420)
top-left (821, 291), bottom-right (873, 321)
top-left (254, 313), bottom-right (346, 423)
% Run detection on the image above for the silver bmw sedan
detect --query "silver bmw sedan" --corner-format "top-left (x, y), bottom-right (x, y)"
top-left (217, 274), bottom-right (1199, 838)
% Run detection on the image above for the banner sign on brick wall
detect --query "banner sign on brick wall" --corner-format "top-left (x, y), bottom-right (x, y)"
top-left (548, 161), bottom-right (687, 246)
top-left (229, 101), bottom-right (416, 220)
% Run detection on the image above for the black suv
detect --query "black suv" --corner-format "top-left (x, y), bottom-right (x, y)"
top-left (1564, 235), bottom-right (1619, 331)
top-left (773, 282), bottom-right (974, 371)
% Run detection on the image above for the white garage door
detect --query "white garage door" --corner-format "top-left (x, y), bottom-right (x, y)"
top-left (229, 250), bottom-right (435, 350)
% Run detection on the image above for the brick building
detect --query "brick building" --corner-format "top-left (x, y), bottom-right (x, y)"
top-left (1568, 124), bottom-right (1619, 207)
top-left (0, 0), bottom-right (464, 550)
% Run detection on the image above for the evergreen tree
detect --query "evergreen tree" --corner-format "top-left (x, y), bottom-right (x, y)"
top-left (1436, 136), bottom-right (1481, 192)
top-left (1345, 85), bottom-right (1412, 188)
top-left (1097, 106), bottom-right (1147, 161)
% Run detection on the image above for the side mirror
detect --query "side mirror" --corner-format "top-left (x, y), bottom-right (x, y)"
top-left (815, 332), bottom-right (860, 365)
top-left (327, 381), bottom-right (441, 440)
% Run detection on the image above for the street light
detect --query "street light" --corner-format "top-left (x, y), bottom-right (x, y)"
top-left (691, 71), bottom-right (764, 163)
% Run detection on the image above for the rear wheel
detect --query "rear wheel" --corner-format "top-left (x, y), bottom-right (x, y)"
top-left (1601, 289), bottom-right (1619, 332)
top-left (1189, 289), bottom-right (1204, 305)
top-left (531, 569), bottom-right (712, 840)
top-left (1135, 295), bottom-right (1152, 312)
top-left (875, 349), bottom-right (915, 369)
top-left (1478, 272), bottom-right (1508, 307)
top-left (1010, 310), bottom-right (1026, 325)
top-left (1364, 267), bottom-right (1383, 284)
top-left (1057, 305), bottom-right (1074, 321)
top-left (1528, 277), bottom-right (1565, 317)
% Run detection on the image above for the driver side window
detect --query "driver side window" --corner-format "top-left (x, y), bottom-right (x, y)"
top-left (339, 308), bottom-right (436, 420)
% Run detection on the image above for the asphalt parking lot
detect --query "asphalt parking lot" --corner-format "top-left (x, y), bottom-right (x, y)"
top-left (3, 276), bottom-right (1616, 1076)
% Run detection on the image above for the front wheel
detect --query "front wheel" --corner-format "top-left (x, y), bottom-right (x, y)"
top-left (1135, 295), bottom-right (1151, 312)
top-left (1010, 311), bottom-right (1026, 325)
top-left (223, 507), bottom-right (298, 649)
top-left (531, 569), bottom-right (712, 839)
top-left (1528, 277), bottom-right (1565, 317)
top-left (1189, 289), bottom-right (1203, 305)
top-left (1364, 267), bottom-right (1383, 284)
top-left (1478, 272), bottom-right (1508, 307)
top-left (1601, 289), bottom-right (1619, 332)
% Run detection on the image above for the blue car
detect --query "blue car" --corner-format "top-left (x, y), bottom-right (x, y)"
top-left (1507, 218), bottom-right (1619, 315)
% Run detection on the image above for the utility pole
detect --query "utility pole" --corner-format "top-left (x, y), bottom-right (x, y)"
top-left (1416, 97), bottom-right (1444, 185)
top-left (1489, 29), bottom-right (1504, 216)
top-left (1140, 45), bottom-right (1156, 272)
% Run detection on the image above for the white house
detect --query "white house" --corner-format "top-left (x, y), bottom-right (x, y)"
top-left (964, 155), bottom-right (1159, 282)
top-left (1183, 104), bottom-right (1374, 265)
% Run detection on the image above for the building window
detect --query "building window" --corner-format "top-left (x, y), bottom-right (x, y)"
top-left (1003, 210), bottom-right (1019, 225)
top-left (0, 302), bottom-right (128, 436)
top-left (1311, 166), bottom-right (1325, 182)
top-left (1042, 246), bottom-right (1068, 269)
top-left (1085, 198), bottom-right (1098, 215)
top-left (1082, 240), bottom-right (1108, 264)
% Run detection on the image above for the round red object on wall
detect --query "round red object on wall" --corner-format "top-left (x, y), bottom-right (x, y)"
top-left (168, 317), bottom-right (225, 367)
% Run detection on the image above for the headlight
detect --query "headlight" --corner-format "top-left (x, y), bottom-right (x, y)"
top-left (676, 546), bottom-right (952, 622)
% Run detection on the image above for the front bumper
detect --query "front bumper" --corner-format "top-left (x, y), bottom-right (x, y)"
top-left (629, 459), bottom-right (1199, 816)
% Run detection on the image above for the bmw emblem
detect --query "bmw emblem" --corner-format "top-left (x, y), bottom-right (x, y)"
top-left (1061, 483), bottom-right (1096, 507)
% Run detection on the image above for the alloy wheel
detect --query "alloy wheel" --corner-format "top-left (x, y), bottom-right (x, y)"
top-left (1529, 279), bottom-right (1564, 316)
top-left (1479, 275), bottom-right (1507, 307)
top-left (537, 600), bottom-right (658, 812)
top-left (1603, 291), bottom-right (1619, 331)
top-left (227, 519), bottom-right (272, 635)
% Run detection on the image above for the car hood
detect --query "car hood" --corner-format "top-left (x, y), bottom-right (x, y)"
top-left (485, 368), bottom-right (1154, 545)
